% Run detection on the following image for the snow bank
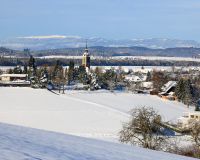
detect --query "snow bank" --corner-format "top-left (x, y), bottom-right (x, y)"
top-left (0, 123), bottom-right (196, 160)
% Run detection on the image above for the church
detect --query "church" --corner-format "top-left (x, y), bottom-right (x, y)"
top-left (82, 42), bottom-right (90, 69)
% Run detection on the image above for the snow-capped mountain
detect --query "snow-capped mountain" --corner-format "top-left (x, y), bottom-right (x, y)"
top-left (0, 36), bottom-right (200, 50)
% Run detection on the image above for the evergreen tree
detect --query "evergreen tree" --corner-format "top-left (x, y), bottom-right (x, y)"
top-left (195, 105), bottom-right (200, 111)
top-left (23, 64), bottom-right (28, 74)
top-left (146, 71), bottom-right (152, 81)
top-left (77, 65), bottom-right (88, 84)
top-left (38, 66), bottom-right (49, 88)
top-left (94, 67), bottom-right (103, 87)
top-left (8, 68), bottom-right (13, 74)
top-left (52, 60), bottom-right (64, 92)
top-left (28, 55), bottom-right (37, 79)
top-left (183, 79), bottom-right (193, 107)
top-left (27, 55), bottom-right (39, 87)
top-left (175, 78), bottom-right (185, 101)
top-left (89, 72), bottom-right (100, 90)
top-left (175, 78), bottom-right (193, 107)
top-left (28, 55), bottom-right (36, 70)
top-left (102, 69), bottom-right (117, 90)
top-left (67, 61), bottom-right (75, 85)
top-left (13, 66), bottom-right (22, 74)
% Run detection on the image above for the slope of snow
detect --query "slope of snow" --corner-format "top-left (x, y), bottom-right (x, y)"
top-left (0, 88), bottom-right (192, 140)
top-left (0, 123), bottom-right (197, 160)
top-left (0, 87), bottom-right (128, 140)
top-left (63, 90), bottom-right (192, 122)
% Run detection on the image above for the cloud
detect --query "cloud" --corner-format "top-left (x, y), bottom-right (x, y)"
top-left (17, 35), bottom-right (82, 39)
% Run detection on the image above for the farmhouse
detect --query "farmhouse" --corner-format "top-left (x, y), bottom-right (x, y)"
top-left (0, 74), bottom-right (30, 86)
top-left (178, 112), bottom-right (200, 128)
top-left (159, 81), bottom-right (177, 100)
top-left (125, 75), bottom-right (142, 82)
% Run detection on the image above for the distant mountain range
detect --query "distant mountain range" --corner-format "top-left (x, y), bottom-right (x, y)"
top-left (1, 45), bottom-right (200, 58)
top-left (0, 35), bottom-right (200, 50)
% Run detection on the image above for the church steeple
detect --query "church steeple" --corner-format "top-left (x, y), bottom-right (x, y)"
top-left (85, 40), bottom-right (89, 53)
top-left (82, 41), bottom-right (90, 69)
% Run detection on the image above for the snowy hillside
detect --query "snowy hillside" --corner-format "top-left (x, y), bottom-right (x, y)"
top-left (0, 88), bottom-right (192, 140)
top-left (0, 123), bottom-right (197, 160)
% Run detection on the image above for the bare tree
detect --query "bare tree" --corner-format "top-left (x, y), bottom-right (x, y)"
top-left (152, 71), bottom-right (168, 92)
top-left (190, 121), bottom-right (200, 147)
top-left (119, 107), bottom-right (166, 150)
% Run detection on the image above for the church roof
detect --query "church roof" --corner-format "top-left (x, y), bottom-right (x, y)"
top-left (83, 41), bottom-right (90, 56)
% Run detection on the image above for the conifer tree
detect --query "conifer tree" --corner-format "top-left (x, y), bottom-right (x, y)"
top-left (175, 78), bottom-right (193, 107)
top-left (146, 71), bottom-right (152, 81)
top-left (175, 78), bottom-right (185, 101)
top-left (23, 64), bottom-right (28, 74)
top-left (28, 55), bottom-right (36, 70)
top-left (28, 55), bottom-right (37, 78)
top-left (13, 66), bottom-right (22, 74)
top-left (52, 60), bottom-right (64, 92)
top-left (77, 65), bottom-right (88, 84)
top-left (67, 61), bottom-right (75, 85)
top-left (183, 79), bottom-right (193, 107)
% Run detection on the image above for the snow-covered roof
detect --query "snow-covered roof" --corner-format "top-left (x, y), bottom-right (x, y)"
top-left (125, 75), bottom-right (142, 82)
top-left (83, 52), bottom-right (89, 56)
top-left (141, 82), bottom-right (153, 88)
top-left (0, 81), bottom-right (30, 85)
top-left (83, 48), bottom-right (90, 56)
top-left (0, 74), bottom-right (28, 78)
top-left (161, 81), bottom-right (177, 94)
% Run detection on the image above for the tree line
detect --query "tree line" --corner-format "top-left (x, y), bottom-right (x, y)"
top-left (1, 56), bottom-right (200, 66)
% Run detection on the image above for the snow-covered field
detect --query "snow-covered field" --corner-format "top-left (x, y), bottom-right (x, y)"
top-left (0, 123), bottom-right (196, 160)
top-left (37, 55), bottom-right (200, 63)
top-left (0, 87), bottom-right (192, 140)
top-left (110, 56), bottom-right (200, 62)
top-left (0, 87), bottom-right (197, 160)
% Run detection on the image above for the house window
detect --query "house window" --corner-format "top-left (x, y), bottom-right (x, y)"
top-left (191, 115), bottom-right (195, 118)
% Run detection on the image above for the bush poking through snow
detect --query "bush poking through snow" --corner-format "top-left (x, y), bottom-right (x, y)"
top-left (190, 121), bottom-right (200, 147)
top-left (169, 145), bottom-right (200, 159)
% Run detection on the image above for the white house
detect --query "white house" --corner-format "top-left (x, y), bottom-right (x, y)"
top-left (159, 81), bottom-right (177, 96)
top-left (125, 75), bottom-right (142, 82)
top-left (177, 112), bottom-right (200, 128)
top-left (0, 74), bottom-right (30, 86)
top-left (140, 82), bottom-right (153, 90)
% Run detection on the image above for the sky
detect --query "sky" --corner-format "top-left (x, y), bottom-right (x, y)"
top-left (1, 0), bottom-right (200, 41)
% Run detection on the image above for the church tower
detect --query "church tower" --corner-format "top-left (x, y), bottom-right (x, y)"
top-left (82, 41), bottom-right (90, 69)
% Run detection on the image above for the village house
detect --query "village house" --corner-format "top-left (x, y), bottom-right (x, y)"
top-left (124, 71), bottom-right (148, 83)
top-left (140, 82), bottom-right (153, 91)
top-left (159, 81), bottom-right (177, 100)
top-left (0, 74), bottom-right (30, 86)
top-left (125, 74), bottom-right (143, 83)
top-left (178, 112), bottom-right (200, 128)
